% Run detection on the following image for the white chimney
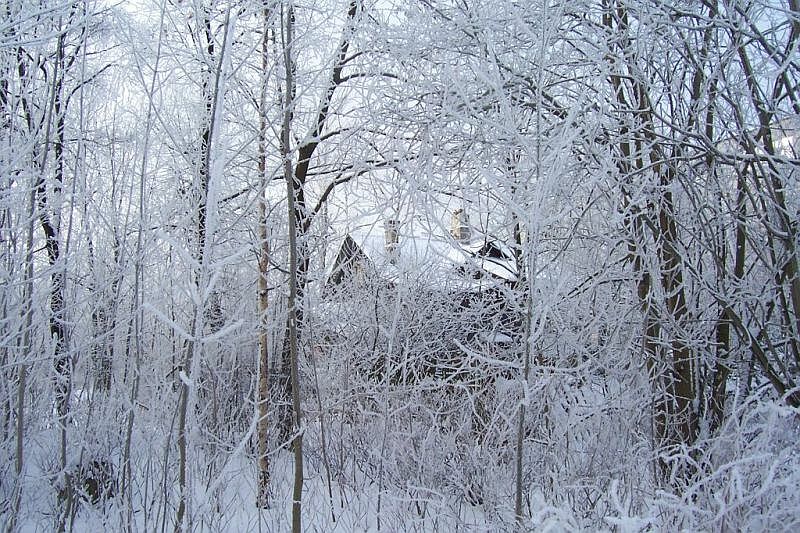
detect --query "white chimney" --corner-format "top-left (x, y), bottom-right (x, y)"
top-left (450, 208), bottom-right (471, 243)
top-left (384, 218), bottom-right (399, 263)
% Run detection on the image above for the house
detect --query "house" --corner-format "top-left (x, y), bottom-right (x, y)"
top-left (325, 210), bottom-right (519, 294)
top-left (323, 210), bottom-right (523, 384)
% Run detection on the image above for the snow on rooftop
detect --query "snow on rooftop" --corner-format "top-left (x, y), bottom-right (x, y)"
top-left (326, 221), bottom-right (518, 290)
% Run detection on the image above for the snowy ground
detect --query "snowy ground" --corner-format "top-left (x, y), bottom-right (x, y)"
top-left (4, 376), bottom-right (800, 532)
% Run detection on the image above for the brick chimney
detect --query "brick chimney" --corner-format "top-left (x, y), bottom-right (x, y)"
top-left (450, 208), bottom-right (471, 243)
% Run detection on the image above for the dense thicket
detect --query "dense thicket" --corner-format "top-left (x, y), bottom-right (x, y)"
top-left (1, 0), bottom-right (798, 530)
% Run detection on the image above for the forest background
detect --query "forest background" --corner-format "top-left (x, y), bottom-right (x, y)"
top-left (1, 0), bottom-right (799, 531)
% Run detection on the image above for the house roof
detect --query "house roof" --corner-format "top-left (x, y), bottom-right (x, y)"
top-left (325, 221), bottom-right (518, 291)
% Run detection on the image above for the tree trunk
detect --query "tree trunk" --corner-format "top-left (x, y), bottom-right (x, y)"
top-left (256, 3), bottom-right (272, 509)
top-left (176, 6), bottom-right (228, 530)
top-left (275, 0), bottom-right (361, 443)
top-left (603, 0), bottom-right (699, 484)
top-left (282, 5), bottom-right (304, 531)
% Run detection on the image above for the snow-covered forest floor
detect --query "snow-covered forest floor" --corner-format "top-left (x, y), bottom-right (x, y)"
top-left (5, 353), bottom-right (800, 531)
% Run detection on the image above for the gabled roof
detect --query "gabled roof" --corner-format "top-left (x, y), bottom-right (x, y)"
top-left (327, 234), bottom-right (370, 286)
top-left (325, 223), bottom-right (518, 292)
